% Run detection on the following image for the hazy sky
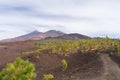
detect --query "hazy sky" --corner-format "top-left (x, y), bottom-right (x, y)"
top-left (0, 0), bottom-right (120, 40)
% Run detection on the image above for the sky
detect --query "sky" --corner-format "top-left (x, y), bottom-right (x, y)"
top-left (0, 0), bottom-right (120, 40)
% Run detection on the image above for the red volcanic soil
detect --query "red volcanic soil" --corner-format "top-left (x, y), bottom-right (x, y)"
top-left (0, 40), bottom-right (37, 70)
top-left (0, 41), bottom-right (120, 80)
top-left (22, 52), bottom-right (103, 80)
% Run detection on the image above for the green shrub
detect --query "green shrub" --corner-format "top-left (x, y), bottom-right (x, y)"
top-left (0, 57), bottom-right (36, 80)
top-left (29, 38), bottom-right (120, 57)
top-left (43, 74), bottom-right (54, 80)
top-left (61, 59), bottom-right (68, 71)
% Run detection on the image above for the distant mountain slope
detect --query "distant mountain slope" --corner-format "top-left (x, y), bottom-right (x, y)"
top-left (2, 30), bottom-right (66, 42)
top-left (21, 30), bottom-right (42, 37)
top-left (41, 30), bottom-right (65, 38)
top-left (15, 30), bottom-right (42, 39)
top-left (1, 30), bottom-right (92, 42)
top-left (58, 33), bottom-right (91, 40)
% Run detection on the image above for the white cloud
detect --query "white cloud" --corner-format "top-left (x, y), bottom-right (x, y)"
top-left (0, 25), bottom-right (26, 39)
top-left (0, 0), bottom-right (120, 40)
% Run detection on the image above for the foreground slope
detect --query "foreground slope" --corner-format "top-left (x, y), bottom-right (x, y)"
top-left (0, 38), bottom-right (120, 80)
top-left (0, 41), bottom-right (120, 80)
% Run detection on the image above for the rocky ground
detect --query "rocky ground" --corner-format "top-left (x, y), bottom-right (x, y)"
top-left (0, 41), bottom-right (120, 80)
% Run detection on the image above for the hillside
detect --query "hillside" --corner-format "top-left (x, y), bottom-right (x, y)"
top-left (0, 38), bottom-right (120, 80)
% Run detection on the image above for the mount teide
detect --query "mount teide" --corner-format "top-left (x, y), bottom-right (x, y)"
top-left (1, 30), bottom-right (91, 42)
top-left (2, 30), bottom-right (65, 42)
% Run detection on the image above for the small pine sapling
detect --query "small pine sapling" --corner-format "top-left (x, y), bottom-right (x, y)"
top-left (61, 59), bottom-right (68, 71)
top-left (43, 74), bottom-right (54, 80)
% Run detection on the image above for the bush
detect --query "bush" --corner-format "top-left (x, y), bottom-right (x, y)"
top-left (61, 59), bottom-right (68, 71)
top-left (33, 38), bottom-right (120, 56)
top-left (43, 74), bottom-right (54, 80)
top-left (0, 57), bottom-right (36, 80)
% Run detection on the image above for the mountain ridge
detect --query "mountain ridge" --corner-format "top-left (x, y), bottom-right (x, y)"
top-left (58, 33), bottom-right (91, 40)
top-left (1, 30), bottom-right (91, 42)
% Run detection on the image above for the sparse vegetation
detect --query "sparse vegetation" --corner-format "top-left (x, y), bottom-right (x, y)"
top-left (43, 74), bottom-right (54, 80)
top-left (14, 37), bottom-right (120, 79)
top-left (0, 57), bottom-right (36, 80)
top-left (1, 36), bottom-right (120, 80)
top-left (32, 38), bottom-right (120, 56)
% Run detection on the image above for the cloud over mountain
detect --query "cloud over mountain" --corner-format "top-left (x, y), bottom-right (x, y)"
top-left (0, 0), bottom-right (120, 40)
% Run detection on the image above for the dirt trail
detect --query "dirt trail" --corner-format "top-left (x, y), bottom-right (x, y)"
top-left (100, 54), bottom-right (120, 80)
top-left (58, 53), bottom-right (120, 80)
top-left (84, 53), bottom-right (120, 80)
